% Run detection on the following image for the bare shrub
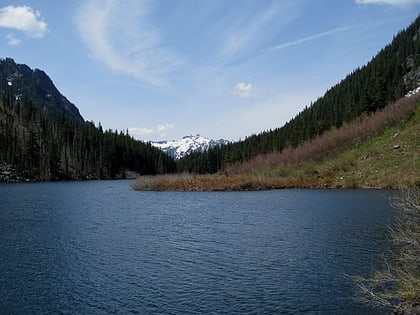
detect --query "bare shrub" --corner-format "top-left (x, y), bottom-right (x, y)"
top-left (131, 174), bottom-right (194, 191)
top-left (225, 94), bottom-right (420, 175)
top-left (354, 188), bottom-right (420, 314)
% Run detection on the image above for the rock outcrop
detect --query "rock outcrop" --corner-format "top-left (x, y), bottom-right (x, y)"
top-left (0, 162), bottom-right (22, 182)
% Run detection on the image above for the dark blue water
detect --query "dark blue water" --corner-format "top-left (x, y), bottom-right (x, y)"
top-left (0, 180), bottom-right (396, 314)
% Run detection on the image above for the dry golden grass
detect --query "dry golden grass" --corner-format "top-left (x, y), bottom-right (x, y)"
top-left (131, 172), bottom-right (337, 191)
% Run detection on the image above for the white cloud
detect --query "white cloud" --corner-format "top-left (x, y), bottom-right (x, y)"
top-left (0, 5), bottom-right (47, 38)
top-left (6, 33), bottom-right (21, 46)
top-left (233, 82), bottom-right (254, 98)
top-left (129, 123), bottom-right (175, 139)
top-left (269, 26), bottom-right (354, 51)
top-left (355, 0), bottom-right (420, 6)
top-left (156, 124), bottom-right (175, 133)
top-left (76, 0), bottom-right (182, 87)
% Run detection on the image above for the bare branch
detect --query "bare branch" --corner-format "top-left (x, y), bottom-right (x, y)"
top-left (354, 188), bottom-right (420, 313)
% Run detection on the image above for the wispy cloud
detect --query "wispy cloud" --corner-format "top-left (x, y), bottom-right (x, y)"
top-left (222, 2), bottom-right (302, 59)
top-left (0, 5), bottom-right (47, 38)
top-left (269, 26), bottom-right (354, 51)
top-left (129, 123), bottom-right (175, 139)
top-left (233, 82), bottom-right (254, 98)
top-left (75, 0), bottom-right (182, 87)
top-left (223, 4), bottom-right (278, 57)
top-left (355, 0), bottom-right (420, 7)
top-left (6, 33), bottom-right (21, 46)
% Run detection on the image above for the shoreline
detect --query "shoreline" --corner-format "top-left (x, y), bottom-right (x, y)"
top-left (131, 173), bottom-right (416, 192)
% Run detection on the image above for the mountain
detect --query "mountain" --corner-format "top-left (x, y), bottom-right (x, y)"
top-left (0, 58), bottom-right (83, 122)
top-left (0, 58), bottom-right (176, 181)
top-left (151, 135), bottom-right (229, 159)
top-left (177, 15), bottom-right (420, 174)
top-left (133, 96), bottom-right (420, 191)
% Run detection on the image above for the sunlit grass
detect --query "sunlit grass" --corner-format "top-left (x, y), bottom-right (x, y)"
top-left (133, 99), bottom-right (419, 192)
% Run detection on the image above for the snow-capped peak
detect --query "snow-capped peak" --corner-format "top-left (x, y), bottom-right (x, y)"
top-left (151, 134), bottom-right (229, 159)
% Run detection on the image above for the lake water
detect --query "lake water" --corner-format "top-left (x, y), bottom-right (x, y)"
top-left (0, 180), bottom-right (397, 314)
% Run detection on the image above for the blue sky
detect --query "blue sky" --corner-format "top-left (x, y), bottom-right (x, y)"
top-left (0, 0), bottom-right (419, 141)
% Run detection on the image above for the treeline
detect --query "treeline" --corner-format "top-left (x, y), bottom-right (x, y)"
top-left (0, 87), bottom-right (176, 180)
top-left (225, 94), bottom-right (420, 175)
top-left (0, 58), bottom-right (84, 122)
top-left (178, 15), bottom-right (420, 174)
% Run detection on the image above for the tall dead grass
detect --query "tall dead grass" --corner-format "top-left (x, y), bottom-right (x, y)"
top-left (226, 94), bottom-right (420, 175)
top-left (131, 173), bottom-right (332, 191)
top-left (132, 94), bottom-right (419, 191)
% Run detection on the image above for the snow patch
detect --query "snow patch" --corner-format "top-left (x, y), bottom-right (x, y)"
top-left (405, 86), bottom-right (420, 97)
top-left (151, 134), bottom-right (229, 159)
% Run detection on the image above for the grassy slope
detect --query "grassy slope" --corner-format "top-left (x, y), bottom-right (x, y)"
top-left (133, 101), bottom-right (419, 191)
top-left (288, 104), bottom-right (420, 188)
top-left (325, 112), bottom-right (418, 188)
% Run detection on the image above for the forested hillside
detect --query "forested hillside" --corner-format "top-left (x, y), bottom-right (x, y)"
top-left (0, 58), bottom-right (84, 122)
top-left (0, 59), bottom-right (176, 181)
top-left (2, 14), bottom-right (420, 181)
top-left (177, 15), bottom-right (420, 174)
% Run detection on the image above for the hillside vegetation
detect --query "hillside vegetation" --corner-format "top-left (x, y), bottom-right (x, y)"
top-left (134, 15), bottom-right (420, 191)
top-left (0, 58), bottom-right (84, 122)
top-left (177, 15), bottom-right (420, 174)
top-left (0, 59), bottom-right (176, 181)
top-left (132, 94), bottom-right (420, 191)
top-left (2, 15), bottom-right (420, 183)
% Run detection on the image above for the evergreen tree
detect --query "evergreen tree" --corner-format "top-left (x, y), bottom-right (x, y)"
top-left (177, 15), bottom-right (420, 174)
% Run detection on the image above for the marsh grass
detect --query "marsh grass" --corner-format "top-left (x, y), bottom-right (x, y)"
top-left (131, 173), bottom-right (330, 191)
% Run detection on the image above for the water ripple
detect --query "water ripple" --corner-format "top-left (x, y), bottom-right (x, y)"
top-left (0, 182), bottom-right (395, 314)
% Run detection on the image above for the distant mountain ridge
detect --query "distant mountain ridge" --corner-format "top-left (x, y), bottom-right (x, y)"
top-left (0, 58), bottom-right (83, 122)
top-left (151, 135), bottom-right (229, 159)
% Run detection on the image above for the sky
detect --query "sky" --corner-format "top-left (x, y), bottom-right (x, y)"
top-left (0, 0), bottom-right (419, 142)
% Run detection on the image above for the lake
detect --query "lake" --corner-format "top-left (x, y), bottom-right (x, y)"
top-left (0, 180), bottom-right (397, 314)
